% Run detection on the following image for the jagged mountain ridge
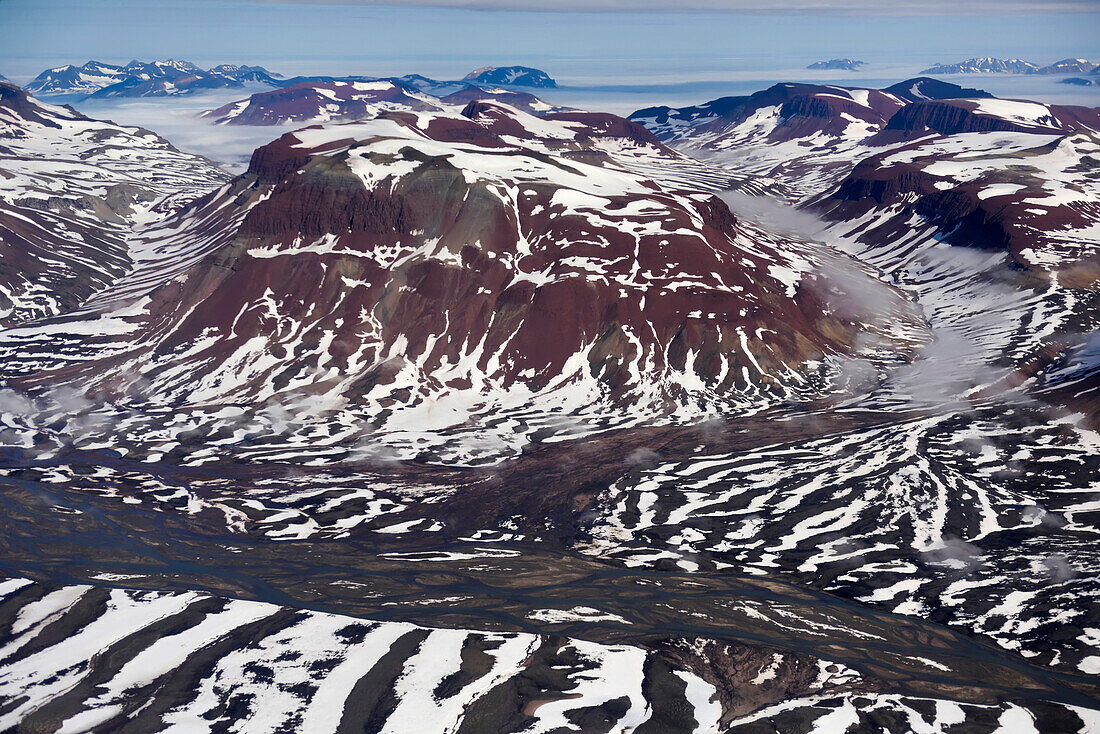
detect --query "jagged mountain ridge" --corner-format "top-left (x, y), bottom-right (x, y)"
top-left (920, 58), bottom-right (1042, 74)
top-left (24, 59), bottom-right (283, 99)
top-left (919, 57), bottom-right (1099, 75)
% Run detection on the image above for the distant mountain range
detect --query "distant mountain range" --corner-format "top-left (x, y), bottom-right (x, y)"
top-left (200, 78), bottom-right (560, 125)
top-left (807, 59), bottom-right (866, 71)
top-left (21, 61), bottom-right (558, 100)
top-left (24, 60), bottom-right (283, 98)
top-left (264, 68), bottom-right (559, 97)
top-left (1041, 58), bottom-right (1100, 75)
top-left (462, 65), bottom-right (557, 88)
top-left (920, 57), bottom-right (1098, 75)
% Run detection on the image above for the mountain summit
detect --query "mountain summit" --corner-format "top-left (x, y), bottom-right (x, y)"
top-left (461, 66), bottom-right (557, 88)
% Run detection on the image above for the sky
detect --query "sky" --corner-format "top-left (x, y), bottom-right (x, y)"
top-left (2, 0), bottom-right (1097, 171)
top-left (1, 0), bottom-right (1098, 84)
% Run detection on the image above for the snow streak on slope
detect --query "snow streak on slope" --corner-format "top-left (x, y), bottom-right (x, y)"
top-left (581, 405), bottom-right (1100, 670)
top-left (1, 77), bottom-right (1098, 734)
top-left (821, 130), bottom-right (1100, 277)
top-left (0, 577), bottom-right (1094, 733)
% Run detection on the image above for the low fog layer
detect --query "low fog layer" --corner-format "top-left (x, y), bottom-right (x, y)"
top-left (73, 91), bottom-right (287, 172)
top-left (719, 190), bottom-right (1043, 410)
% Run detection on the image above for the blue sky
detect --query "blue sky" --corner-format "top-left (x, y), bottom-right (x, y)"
top-left (1, 0), bottom-right (1098, 84)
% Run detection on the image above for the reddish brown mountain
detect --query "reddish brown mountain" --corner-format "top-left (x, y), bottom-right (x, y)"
top-left (878, 98), bottom-right (1100, 138)
top-left (9, 103), bottom-right (924, 463)
top-left (200, 80), bottom-right (441, 125)
top-left (631, 79), bottom-right (1100, 201)
top-left (202, 80), bottom-right (562, 126)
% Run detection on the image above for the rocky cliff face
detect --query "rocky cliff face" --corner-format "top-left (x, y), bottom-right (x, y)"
top-left (879, 98), bottom-right (1100, 137)
top-left (819, 130), bottom-right (1100, 279)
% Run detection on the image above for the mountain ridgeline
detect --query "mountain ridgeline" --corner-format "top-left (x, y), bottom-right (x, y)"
top-left (20, 60), bottom-right (558, 99)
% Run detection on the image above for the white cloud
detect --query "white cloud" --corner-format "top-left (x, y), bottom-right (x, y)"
top-left (244, 0), bottom-right (1100, 15)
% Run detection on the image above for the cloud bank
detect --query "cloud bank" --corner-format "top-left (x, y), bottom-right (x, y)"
top-left (246, 0), bottom-right (1100, 14)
